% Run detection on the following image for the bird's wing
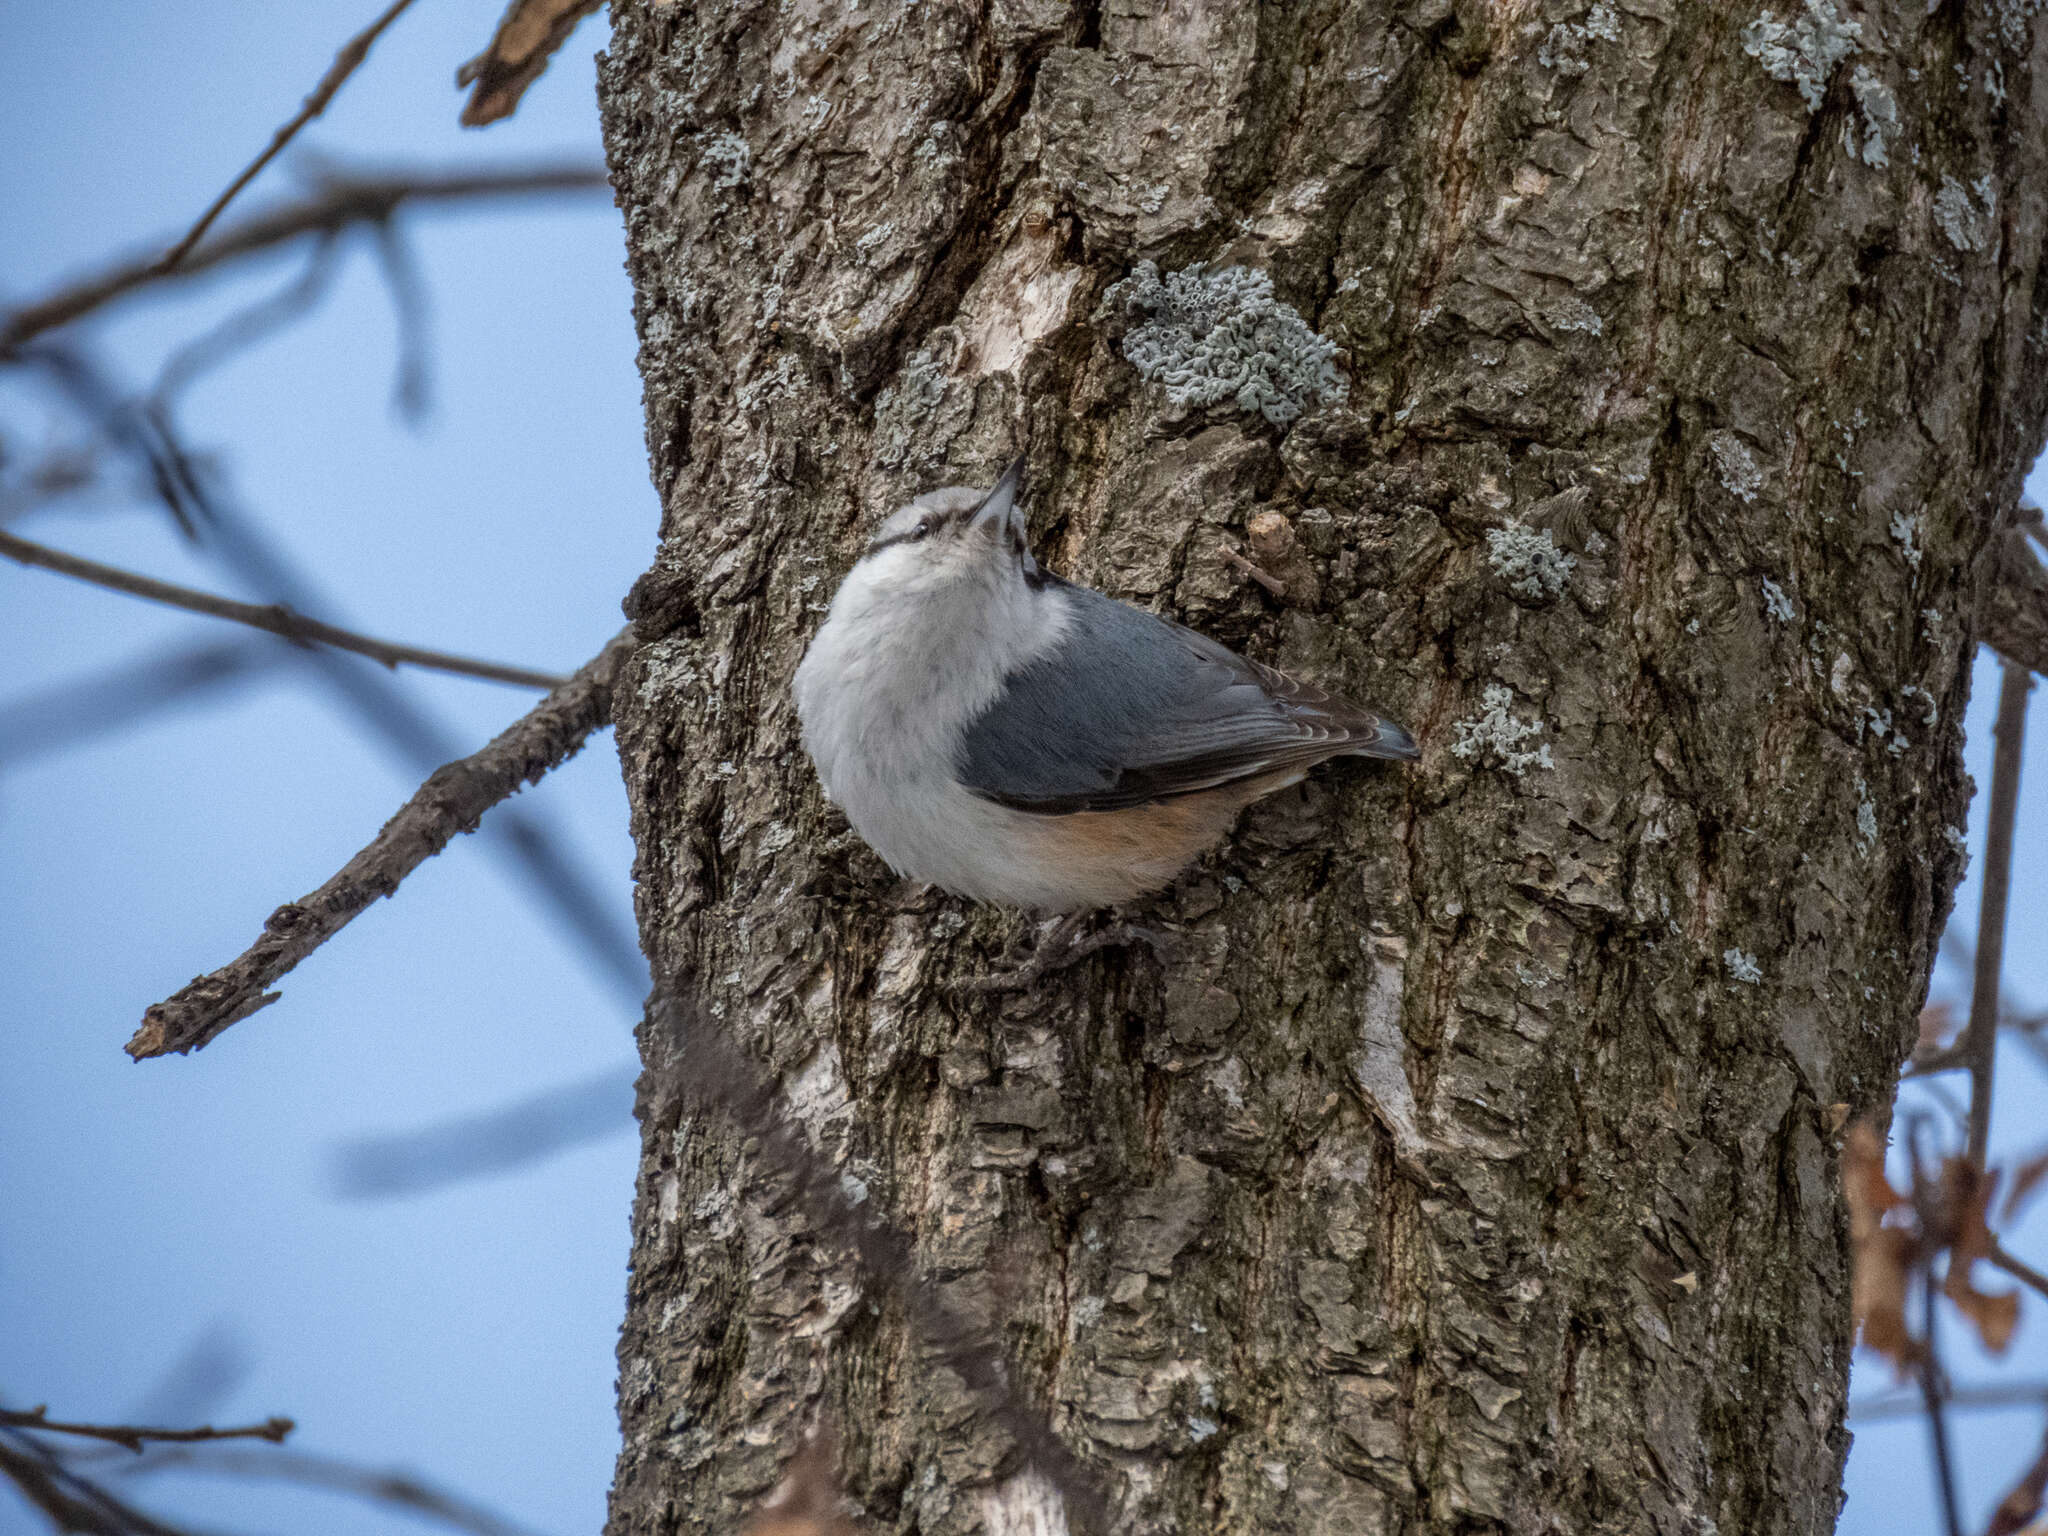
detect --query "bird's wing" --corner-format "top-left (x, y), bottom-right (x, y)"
top-left (955, 584), bottom-right (1417, 814)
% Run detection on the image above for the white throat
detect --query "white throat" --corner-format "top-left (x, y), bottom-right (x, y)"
top-left (793, 551), bottom-right (1069, 887)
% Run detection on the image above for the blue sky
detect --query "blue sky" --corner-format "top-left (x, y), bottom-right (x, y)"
top-left (1, 5), bottom-right (2044, 1533)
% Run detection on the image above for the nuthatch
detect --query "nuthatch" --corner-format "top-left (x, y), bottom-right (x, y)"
top-left (793, 461), bottom-right (1419, 913)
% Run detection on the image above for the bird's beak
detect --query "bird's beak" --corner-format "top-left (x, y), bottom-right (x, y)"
top-left (970, 456), bottom-right (1027, 542)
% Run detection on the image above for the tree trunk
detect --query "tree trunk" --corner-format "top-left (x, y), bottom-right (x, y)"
top-left (595, 2), bottom-right (2048, 1531)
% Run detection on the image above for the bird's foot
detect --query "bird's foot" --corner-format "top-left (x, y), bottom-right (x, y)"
top-left (954, 913), bottom-right (1169, 996)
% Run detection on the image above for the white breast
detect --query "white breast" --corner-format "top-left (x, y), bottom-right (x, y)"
top-left (792, 550), bottom-right (1072, 904)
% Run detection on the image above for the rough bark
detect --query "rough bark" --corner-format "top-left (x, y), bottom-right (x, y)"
top-left (595, 2), bottom-right (2048, 1532)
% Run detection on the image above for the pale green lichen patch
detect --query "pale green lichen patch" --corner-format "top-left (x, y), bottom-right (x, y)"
top-left (1934, 174), bottom-right (1995, 253)
top-left (1743, 0), bottom-right (1901, 168)
top-left (1743, 0), bottom-right (1862, 112)
top-left (1538, 3), bottom-right (1621, 75)
top-left (1451, 685), bottom-right (1554, 776)
top-left (1486, 521), bottom-right (1576, 601)
top-left (1889, 509), bottom-right (1924, 569)
top-left (1709, 431), bottom-right (1766, 503)
top-left (1099, 260), bottom-right (1347, 425)
top-left (700, 131), bottom-right (751, 190)
top-left (1848, 67), bottom-right (1899, 166)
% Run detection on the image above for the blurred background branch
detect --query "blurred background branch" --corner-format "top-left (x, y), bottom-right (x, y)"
top-left (2, 10), bottom-right (647, 1535)
top-left (1, 161), bottom-right (610, 355)
top-left (157, 0), bottom-right (422, 271)
top-left (1, 527), bottom-right (568, 689)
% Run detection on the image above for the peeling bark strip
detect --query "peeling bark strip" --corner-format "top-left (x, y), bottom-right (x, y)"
top-left (599, 3), bottom-right (2048, 1533)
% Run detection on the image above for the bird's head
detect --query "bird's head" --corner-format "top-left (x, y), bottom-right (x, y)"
top-left (850, 458), bottom-right (1040, 600)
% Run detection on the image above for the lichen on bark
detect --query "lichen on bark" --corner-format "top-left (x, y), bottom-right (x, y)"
top-left (596, 1), bottom-right (2048, 1531)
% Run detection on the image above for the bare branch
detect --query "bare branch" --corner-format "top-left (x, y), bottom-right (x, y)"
top-left (0, 528), bottom-right (567, 691)
top-left (0, 163), bottom-right (610, 354)
top-left (157, 0), bottom-right (421, 272)
top-left (117, 1446), bottom-right (556, 1536)
top-left (127, 628), bottom-right (635, 1061)
top-left (0, 1408), bottom-right (291, 1456)
top-left (457, 0), bottom-right (606, 127)
top-left (646, 989), bottom-right (1113, 1534)
top-left (1966, 662), bottom-right (2031, 1170)
top-left (1983, 526), bottom-right (2048, 678)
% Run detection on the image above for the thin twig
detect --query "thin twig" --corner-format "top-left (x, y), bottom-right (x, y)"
top-left (1852, 1381), bottom-right (2048, 1422)
top-left (1989, 1240), bottom-right (2048, 1304)
top-left (1907, 1119), bottom-right (1965, 1536)
top-left (0, 528), bottom-right (566, 690)
top-left (1, 163), bottom-right (609, 353)
top-left (1906, 1044), bottom-right (1970, 1078)
top-left (370, 220), bottom-right (432, 419)
top-left (1217, 542), bottom-right (1287, 598)
top-left (148, 234), bottom-right (344, 409)
top-left (116, 1446), bottom-right (556, 1536)
top-left (1928, 934), bottom-right (2048, 1076)
top-left (645, 990), bottom-right (1114, 1535)
top-left (1966, 662), bottom-right (2032, 1171)
top-left (0, 1408), bottom-right (291, 1455)
top-left (0, 1432), bottom-right (214, 1536)
top-left (127, 628), bottom-right (635, 1060)
top-left (156, 0), bottom-right (420, 272)
top-left (2021, 499), bottom-right (2048, 559)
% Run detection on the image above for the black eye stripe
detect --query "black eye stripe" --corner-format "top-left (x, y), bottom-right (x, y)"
top-left (863, 507), bottom-right (972, 555)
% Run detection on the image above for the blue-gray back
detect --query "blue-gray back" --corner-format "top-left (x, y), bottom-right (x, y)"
top-left (955, 581), bottom-right (1414, 813)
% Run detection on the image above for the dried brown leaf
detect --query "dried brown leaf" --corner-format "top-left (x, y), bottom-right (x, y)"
top-left (1934, 1157), bottom-right (2022, 1355)
top-left (1989, 1426), bottom-right (2048, 1536)
top-left (1918, 1001), bottom-right (1957, 1054)
top-left (1845, 1122), bottom-right (1921, 1369)
top-left (1948, 1266), bottom-right (2022, 1353)
top-left (1936, 1157), bottom-right (2000, 1262)
top-left (2004, 1145), bottom-right (2048, 1225)
top-left (1858, 1226), bottom-right (1922, 1368)
top-left (1844, 1122), bottom-right (1908, 1224)
top-left (456, 0), bottom-right (604, 127)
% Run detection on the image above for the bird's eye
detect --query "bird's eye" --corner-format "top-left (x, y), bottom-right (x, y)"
top-left (910, 518), bottom-right (934, 541)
